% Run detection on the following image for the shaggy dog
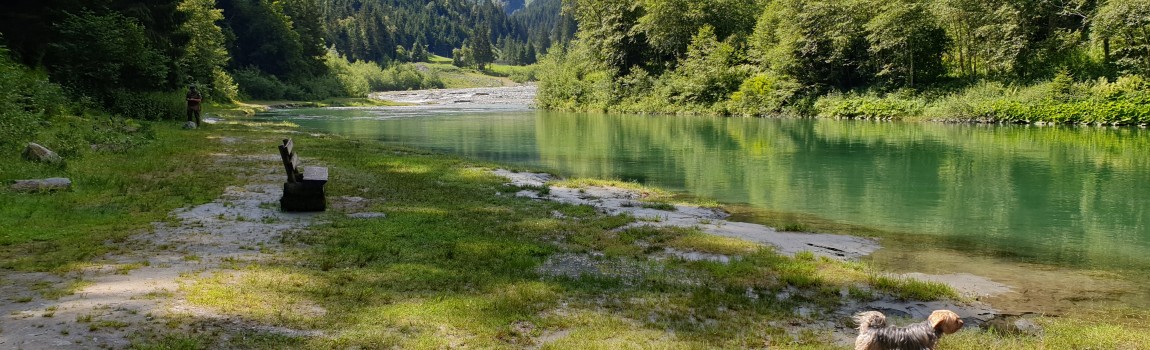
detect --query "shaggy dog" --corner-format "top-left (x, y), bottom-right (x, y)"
top-left (854, 310), bottom-right (964, 350)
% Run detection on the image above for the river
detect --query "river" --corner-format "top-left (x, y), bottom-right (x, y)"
top-left (256, 93), bottom-right (1150, 314)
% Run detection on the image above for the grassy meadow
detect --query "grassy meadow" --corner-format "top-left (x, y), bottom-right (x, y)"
top-left (2, 118), bottom-right (1148, 349)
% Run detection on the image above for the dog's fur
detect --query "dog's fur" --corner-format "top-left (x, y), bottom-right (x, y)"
top-left (854, 310), bottom-right (964, 350)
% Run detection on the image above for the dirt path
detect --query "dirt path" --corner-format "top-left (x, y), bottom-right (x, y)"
top-left (0, 137), bottom-right (323, 349)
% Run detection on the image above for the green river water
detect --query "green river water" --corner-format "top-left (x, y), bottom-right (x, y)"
top-left (259, 106), bottom-right (1150, 312)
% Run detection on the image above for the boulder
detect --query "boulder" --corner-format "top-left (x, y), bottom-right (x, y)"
top-left (183, 121), bottom-right (198, 129)
top-left (22, 143), bottom-right (63, 164)
top-left (11, 178), bottom-right (72, 192)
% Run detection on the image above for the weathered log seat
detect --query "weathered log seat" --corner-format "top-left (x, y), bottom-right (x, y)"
top-left (278, 138), bottom-right (328, 211)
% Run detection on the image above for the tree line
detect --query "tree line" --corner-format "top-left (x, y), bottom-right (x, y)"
top-left (0, 0), bottom-right (566, 113)
top-left (538, 0), bottom-right (1150, 124)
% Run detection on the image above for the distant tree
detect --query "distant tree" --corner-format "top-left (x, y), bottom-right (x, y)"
top-left (471, 25), bottom-right (495, 69)
top-left (570, 0), bottom-right (648, 75)
top-left (524, 43), bottom-right (537, 64)
top-left (411, 37), bottom-right (429, 62)
top-left (660, 25), bottom-right (750, 106)
top-left (752, 0), bottom-right (872, 91)
top-left (46, 11), bottom-right (169, 98)
top-left (452, 46), bottom-right (474, 68)
top-left (634, 0), bottom-right (759, 59)
top-left (396, 45), bottom-right (410, 62)
top-left (1095, 0), bottom-right (1150, 76)
top-left (865, 0), bottom-right (949, 87)
top-left (178, 0), bottom-right (238, 100)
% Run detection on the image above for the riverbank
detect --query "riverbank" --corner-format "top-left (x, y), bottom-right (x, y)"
top-left (2, 114), bottom-right (1148, 348)
top-left (370, 85), bottom-right (537, 106)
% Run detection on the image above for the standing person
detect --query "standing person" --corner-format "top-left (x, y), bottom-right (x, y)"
top-left (186, 85), bottom-right (203, 126)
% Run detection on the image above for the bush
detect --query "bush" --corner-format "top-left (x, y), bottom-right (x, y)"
top-left (535, 43), bottom-right (614, 111)
top-left (922, 76), bottom-right (1150, 125)
top-left (0, 46), bottom-right (68, 149)
top-left (728, 73), bottom-right (802, 116)
top-left (814, 92), bottom-right (926, 119)
top-left (107, 90), bottom-right (185, 121)
top-left (233, 67), bottom-right (289, 100)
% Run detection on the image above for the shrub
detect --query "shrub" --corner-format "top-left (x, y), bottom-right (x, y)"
top-left (233, 67), bottom-right (289, 100)
top-left (0, 46), bottom-right (68, 149)
top-left (728, 73), bottom-right (802, 116)
top-left (107, 90), bottom-right (185, 120)
top-left (814, 92), bottom-right (926, 119)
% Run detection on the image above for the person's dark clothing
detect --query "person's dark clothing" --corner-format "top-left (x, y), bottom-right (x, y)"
top-left (186, 89), bottom-right (202, 124)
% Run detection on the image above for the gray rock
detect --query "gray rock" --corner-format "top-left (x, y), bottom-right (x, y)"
top-left (183, 121), bottom-right (198, 129)
top-left (11, 178), bottom-right (72, 192)
top-left (981, 314), bottom-right (1045, 337)
top-left (22, 143), bottom-right (63, 164)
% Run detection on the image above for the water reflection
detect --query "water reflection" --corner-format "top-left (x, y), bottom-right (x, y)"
top-left (261, 108), bottom-right (1150, 273)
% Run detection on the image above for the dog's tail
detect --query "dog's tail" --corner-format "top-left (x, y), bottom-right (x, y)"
top-left (853, 311), bottom-right (888, 334)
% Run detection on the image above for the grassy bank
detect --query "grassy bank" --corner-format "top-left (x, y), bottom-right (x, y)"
top-left (812, 75), bottom-right (1150, 125)
top-left (3, 119), bottom-right (1149, 349)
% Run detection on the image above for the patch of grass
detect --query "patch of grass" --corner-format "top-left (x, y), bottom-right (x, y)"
top-left (780, 223), bottom-right (809, 232)
top-left (520, 184), bottom-right (551, 195)
top-left (868, 274), bottom-right (960, 301)
top-left (943, 307), bottom-right (1150, 349)
top-left (667, 232), bottom-right (760, 256)
top-left (89, 319), bottom-right (130, 331)
top-left (0, 123), bottom-right (239, 272)
top-left (420, 62), bottom-right (517, 89)
top-left (639, 202), bottom-right (676, 211)
top-left (116, 261), bottom-right (150, 275)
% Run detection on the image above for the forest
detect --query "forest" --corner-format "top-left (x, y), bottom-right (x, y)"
top-left (537, 0), bottom-right (1150, 125)
top-left (0, 0), bottom-right (564, 153)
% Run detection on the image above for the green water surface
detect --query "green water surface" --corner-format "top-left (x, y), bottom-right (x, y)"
top-left (261, 107), bottom-right (1150, 281)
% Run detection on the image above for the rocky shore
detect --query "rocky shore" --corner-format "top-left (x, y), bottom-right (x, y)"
top-left (492, 169), bottom-right (1007, 340)
top-left (371, 85), bottom-right (537, 106)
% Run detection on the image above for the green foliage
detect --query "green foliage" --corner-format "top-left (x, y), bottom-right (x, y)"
top-left (654, 26), bottom-right (752, 108)
top-left (178, 0), bottom-right (237, 102)
top-left (45, 11), bottom-right (170, 102)
top-left (326, 50), bottom-right (444, 97)
top-left (486, 64), bottom-right (538, 83)
top-left (754, 0), bottom-right (872, 91)
top-left (814, 91), bottom-right (927, 120)
top-left (232, 67), bottom-right (294, 100)
top-left (540, 0), bottom-right (1139, 122)
top-left (1094, 0), bottom-right (1150, 77)
top-left (850, 75), bottom-right (1150, 125)
top-left (634, 0), bottom-right (760, 58)
top-left (108, 91), bottom-right (187, 121)
top-left (865, 0), bottom-right (949, 87)
top-left (536, 43), bottom-right (617, 111)
top-left (470, 25), bottom-right (496, 70)
top-left (728, 73), bottom-right (802, 116)
top-left (869, 274), bottom-right (959, 300)
top-left (570, 0), bottom-right (648, 75)
top-left (0, 46), bottom-right (67, 149)
top-left (410, 37), bottom-right (430, 63)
